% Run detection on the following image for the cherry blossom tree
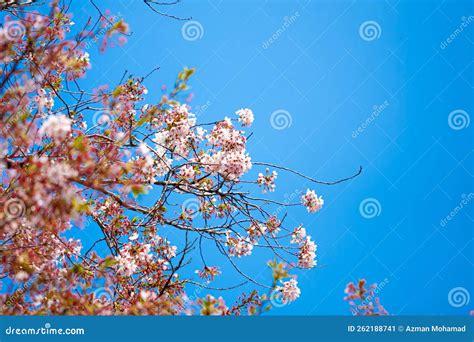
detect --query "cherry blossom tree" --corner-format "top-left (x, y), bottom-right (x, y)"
top-left (0, 1), bottom-right (362, 315)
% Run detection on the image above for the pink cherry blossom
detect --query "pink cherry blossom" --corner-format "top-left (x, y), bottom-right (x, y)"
top-left (276, 279), bottom-right (301, 303)
top-left (236, 108), bottom-right (254, 127)
top-left (226, 234), bottom-right (254, 257)
top-left (301, 189), bottom-right (324, 213)
top-left (38, 115), bottom-right (72, 142)
top-left (344, 279), bottom-right (389, 316)
top-left (291, 225), bottom-right (307, 244)
top-left (297, 236), bottom-right (317, 268)
top-left (257, 168), bottom-right (278, 193)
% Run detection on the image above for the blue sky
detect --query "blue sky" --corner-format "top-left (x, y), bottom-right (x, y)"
top-left (54, 0), bottom-right (474, 315)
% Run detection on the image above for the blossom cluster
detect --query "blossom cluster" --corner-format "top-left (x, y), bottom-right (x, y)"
top-left (195, 266), bottom-right (221, 282)
top-left (236, 108), bottom-right (254, 127)
top-left (344, 279), bottom-right (389, 316)
top-left (202, 117), bottom-right (252, 181)
top-left (290, 225), bottom-right (317, 268)
top-left (34, 88), bottom-right (55, 112)
top-left (226, 234), bottom-right (254, 257)
top-left (275, 279), bottom-right (301, 303)
top-left (38, 114), bottom-right (72, 142)
top-left (257, 168), bottom-right (278, 193)
top-left (224, 216), bottom-right (283, 258)
top-left (301, 189), bottom-right (324, 213)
